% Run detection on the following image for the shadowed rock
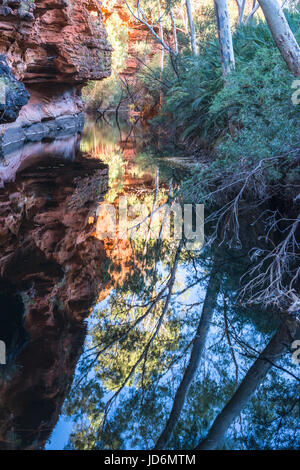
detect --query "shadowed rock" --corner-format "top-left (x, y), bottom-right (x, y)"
top-left (0, 55), bottom-right (29, 124)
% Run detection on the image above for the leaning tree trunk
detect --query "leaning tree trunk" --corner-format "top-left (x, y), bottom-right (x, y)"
top-left (258, 0), bottom-right (300, 76)
top-left (235, 0), bottom-right (246, 25)
top-left (214, 0), bottom-right (235, 77)
top-left (170, 3), bottom-right (179, 55)
top-left (157, 0), bottom-right (165, 72)
top-left (245, 1), bottom-right (260, 25)
top-left (238, 0), bottom-right (246, 25)
top-left (155, 263), bottom-right (221, 449)
top-left (185, 0), bottom-right (198, 56)
top-left (196, 320), bottom-right (299, 450)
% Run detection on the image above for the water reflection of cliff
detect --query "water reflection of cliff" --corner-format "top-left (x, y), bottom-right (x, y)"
top-left (0, 134), bottom-right (109, 449)
top-left (81, 119), bottom-right (172, 290)
top-left (0, 119), bottom-right (183, 450)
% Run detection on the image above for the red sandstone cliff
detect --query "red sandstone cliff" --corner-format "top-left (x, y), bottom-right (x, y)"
top-left (100, 0), bottom-right (172, 123)
top-left (0, 0), bottom-right (112, 127)
top-left (101, 0), bottom-right (161, 82)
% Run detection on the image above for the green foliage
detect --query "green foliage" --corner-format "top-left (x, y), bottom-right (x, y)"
top-left (210, 46), bottom-right (299, 165)
top-left (147, 10), bottom-right (223, 147)
top-left (83, 13), bottom-right (128, 110)
top-left (172, 11), bottom-right (300, 208)
top-left (152, 9), bottom-right (300, 155)
top-left (210, 10), bottom-right (300, 164)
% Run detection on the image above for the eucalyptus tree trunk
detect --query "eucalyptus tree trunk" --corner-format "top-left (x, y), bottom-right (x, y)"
top-left (196, 320), bottom-right (299, 450)
top-left (258, 0), bottom-right (300, 76)
top-left (155, 263), bottom-right (221, 449)
top-left (157, 0), bottom-right (165, 72)
top-left (181, 0), bottom-right (189, 35)
top-left (214, 0), bottom-right (235, 77)
top-left (245, 1), bottom-right (260, 25)
top-left (185, 0), bottom-right (198, 56)
top-left (170, 4), bottom-right (179, 55)
top-left (236, 0), bottom-right (246, 25)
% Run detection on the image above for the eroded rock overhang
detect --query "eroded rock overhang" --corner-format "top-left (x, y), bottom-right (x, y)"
top-left (0, 0), bottom-right (112, 155)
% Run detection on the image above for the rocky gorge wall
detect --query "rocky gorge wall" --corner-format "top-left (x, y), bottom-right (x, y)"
top-left (0, 0), bottom-right (112, 154)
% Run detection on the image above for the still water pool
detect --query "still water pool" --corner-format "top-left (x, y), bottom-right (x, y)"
top-left (0, 117), bottom-right (298, 450)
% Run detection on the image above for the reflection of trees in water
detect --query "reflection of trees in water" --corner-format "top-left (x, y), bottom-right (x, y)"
top-left (65, 234), bottom-right (299, 450)
top-left (63, 120), bottom-right (299, 451)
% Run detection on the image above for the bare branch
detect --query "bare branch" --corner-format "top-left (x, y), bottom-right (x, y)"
top-left (124, 0), bottom-right (177, 55)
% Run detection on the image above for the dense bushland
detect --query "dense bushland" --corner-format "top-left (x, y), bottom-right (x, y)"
top-left (142, 9), bottom-right (300, 310)
top-left (150, 9), bottom-right (299, 153)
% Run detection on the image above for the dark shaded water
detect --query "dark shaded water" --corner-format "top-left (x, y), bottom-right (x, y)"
top-left (0, 118), bottom-right (299, 450)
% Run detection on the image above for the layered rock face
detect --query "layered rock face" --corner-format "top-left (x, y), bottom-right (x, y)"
top-left (0, 0), bottom-right (111, 85)
top-left (0, 143), bottom-right (109, 449)
top-left (0, 0), bottom-right (112, 151)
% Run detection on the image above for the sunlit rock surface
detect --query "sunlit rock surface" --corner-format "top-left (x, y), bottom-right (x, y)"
top-left (0, 0), bottom-right (112, 151)
top-left (100, 0), bottom-right (168, 123)
top-left (0, 0), bottom-right (111, 84)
